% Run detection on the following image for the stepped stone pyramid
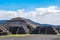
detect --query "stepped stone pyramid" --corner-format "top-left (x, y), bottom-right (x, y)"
top-left (0, 17), bottom-right (60, 35)
top-left (3, 17), bottom-right (36, 34)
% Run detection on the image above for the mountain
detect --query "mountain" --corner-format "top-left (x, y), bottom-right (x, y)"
top-left (22, 19), bottom-right (60, 28)
top-left (0, 18), bottom-right (60, 28)
top-left (27, 19), bottom-right (54, 26)
top-left (0, 20), bottom-right (7, 24)
top-left (27, 19), bottom-right (41, 26)
top-left (0, 18), bottom-right (40, 26)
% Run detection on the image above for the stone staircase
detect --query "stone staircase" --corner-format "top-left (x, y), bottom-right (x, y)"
top-left (25, 20), bottom-right (36, 28)
top-left (52, 27), bottom-right (59, 34)
top-left (23, 27), bottom-right (29, 34)
top-left (0, 26), bottom-right (11, 34)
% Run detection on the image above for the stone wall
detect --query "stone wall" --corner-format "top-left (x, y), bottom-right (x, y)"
top-left (31, 26), bottom-right (57, 34)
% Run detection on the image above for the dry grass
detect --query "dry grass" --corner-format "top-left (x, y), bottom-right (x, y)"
top-left (0, 34), bottom-right (30, 38)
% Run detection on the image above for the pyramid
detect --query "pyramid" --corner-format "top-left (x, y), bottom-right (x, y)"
top-left (3, 17), bottom-right (36, 34)
top-left (0, 17), bottom-right (60, 35)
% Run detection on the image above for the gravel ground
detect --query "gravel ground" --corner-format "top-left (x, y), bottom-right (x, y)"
top-left (0, 35), bottom-right (60, 40)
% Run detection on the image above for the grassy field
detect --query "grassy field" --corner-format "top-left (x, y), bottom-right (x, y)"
top-left (0, 34), bottom-right (60, 40)
top-left (0, 34), bottom-right (30, 38)
top-left (0, 34), bottom-right (60, 38)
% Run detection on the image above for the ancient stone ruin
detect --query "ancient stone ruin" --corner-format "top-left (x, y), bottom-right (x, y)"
top-left (0, 17), bottom-right (36, 35)
top-left (0, 17), bottom-right (60, 35)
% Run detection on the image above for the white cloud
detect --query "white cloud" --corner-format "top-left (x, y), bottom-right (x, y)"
top-left (0, 6), bottom-right (60, 25)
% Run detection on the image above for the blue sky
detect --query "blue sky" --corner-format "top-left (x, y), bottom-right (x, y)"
top-left (0, 0), bottom-right (60, 25)
top-left (0, 0), bottom-right (60, 11)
